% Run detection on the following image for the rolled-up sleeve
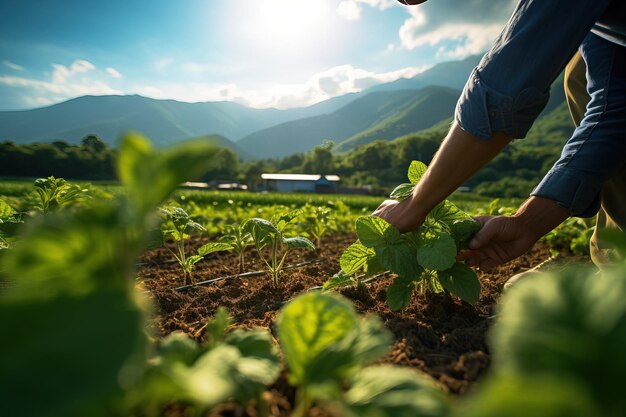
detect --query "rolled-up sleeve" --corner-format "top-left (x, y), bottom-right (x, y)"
top-left (455, 0), bottom-right (611, 140)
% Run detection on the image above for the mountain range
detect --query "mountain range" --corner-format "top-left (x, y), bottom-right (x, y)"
top-left (0, 54), bottom-right (569, 159)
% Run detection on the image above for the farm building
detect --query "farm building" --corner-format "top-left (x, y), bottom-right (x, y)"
top-left (261, 173), bottom-right (340, 193)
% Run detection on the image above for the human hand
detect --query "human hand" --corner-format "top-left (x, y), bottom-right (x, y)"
top-left (458, 215), bottom-right (540, 271)
top-left (372, 198), bottom-right (425, 234)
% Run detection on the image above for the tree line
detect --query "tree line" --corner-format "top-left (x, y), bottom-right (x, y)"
top-left (1, 126), bottom-right (564, 198)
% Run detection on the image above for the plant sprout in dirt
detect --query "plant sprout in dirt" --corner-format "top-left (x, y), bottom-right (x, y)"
top-left (244, 210), bottom-right (315, 286)
top-left (161, 207), bottom-right (233, 286)
top-left (326, 160), bottom-right (482, 310)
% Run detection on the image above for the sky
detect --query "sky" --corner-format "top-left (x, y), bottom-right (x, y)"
top-left (0, 0), bottom-right (517, 111)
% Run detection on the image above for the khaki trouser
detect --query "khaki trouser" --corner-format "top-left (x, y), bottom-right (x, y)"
top-left (565, 52), bottom-right (626, 267)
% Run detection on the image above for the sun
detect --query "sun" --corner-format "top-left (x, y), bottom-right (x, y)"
top-left (234, 0), bottom-right (335, 55)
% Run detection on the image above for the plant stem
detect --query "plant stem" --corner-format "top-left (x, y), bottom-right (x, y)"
top-left (292, 390), bottom-right (312, 417)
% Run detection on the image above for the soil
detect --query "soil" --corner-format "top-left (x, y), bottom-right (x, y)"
top-left (138, 233), bottom-right (588, 416)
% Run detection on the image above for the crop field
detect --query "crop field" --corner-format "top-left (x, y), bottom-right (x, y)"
top-left (1, 135), bottom-right (623, 417)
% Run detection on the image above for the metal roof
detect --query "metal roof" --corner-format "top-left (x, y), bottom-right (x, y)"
top-left (261, 173), bottom-right (340, 182)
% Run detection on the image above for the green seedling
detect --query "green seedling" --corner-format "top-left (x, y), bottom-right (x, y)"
top-left (276, 291), bottom-right (450, 417)
top-left (161, 207), bottom-right (233, 286)
top-left (329, 161), bottom-right (482, 310)
top-left (217, 223), bottom-right (254, 273)
top-left (299, 204), bottom-right (336, 251)
top-left (32, 176), bottom-right (92, 214)
top-left (245, 210), bottom-right (315, 286)
top-left (132, 307), bottom-right (280, 415)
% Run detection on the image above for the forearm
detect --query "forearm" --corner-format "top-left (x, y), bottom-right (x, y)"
top-left (514, 196), bottom-right (570, 241)
top-left (407, 122), bottom-right (512, 219)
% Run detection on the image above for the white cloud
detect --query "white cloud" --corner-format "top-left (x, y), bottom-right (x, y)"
top-left (105, 67), bottom-right (123, 79)
top-left (0, 59), bottom-right (122, 108)
top-left (337, 1), bottom-right (362, 20)
top-left (133, 64), bottom-right (429, 109)
top-left (337, 0), bottom-right (396, 20)
top-left (397, 0), bottom-right (516, 59)
top-left (2, 60), bottom-right (25, 71)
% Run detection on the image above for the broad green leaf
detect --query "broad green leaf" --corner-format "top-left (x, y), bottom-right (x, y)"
top-left (277, 292), bottom-right (358, 386)
top-left (117, 134), bottom-right (217, 214)
top-left (283, 236), bottom-right (316, 250)
top-left (490, 268), bottom-right (626, 407)
top-left (181, 345), bottom-right (241, 406)
top-left (386, 276), bottom-right (415, 311)
top-left (407, 160), bottom-right (428, 185)
top-left (245, 218), bottom-right (278, 243)
top-left (186, 221), bottom-right (206, 233)
top-left (342, 366), bottom-right (450, 417)
top-left (389, 183), bottom-right (414, 200)
top-left (416, 233), bottom-right (457, 271)
top-left (461, 374), bottom-right (601, 417)
top-left (197, 242), bottom-right (234, 257)
top-left (350, 316), bottom-right (393, 365)
top-left (0, 198), bottom-right (14, 218)
top-left (341, 241), bottom-right (376, 274)
top-left (184, 255), bottom-right (203, 269)
top-left (323, 271), bottom-right (356, 291)
top-left (356, 216), bottom-right (400, 248)
top-left (436, 263), bottom-right (480, 304)
top-left (158, 332), bottom-right (199, 366)
top-left (450, 218), bottom-right (481, 247)
top-left (224, 329), bottom-right (281, 402)
top-left (379, 243), bottom-right (423, 279)
top-left (365, 253), bottom-right (386, 275)
top-left (0, 289), bottom-right (146, 417)
top-left (428, 200), bottom-right (470, 226)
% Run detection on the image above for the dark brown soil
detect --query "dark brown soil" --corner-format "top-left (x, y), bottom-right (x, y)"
top-left (138, 233), bottom-right (587, 416)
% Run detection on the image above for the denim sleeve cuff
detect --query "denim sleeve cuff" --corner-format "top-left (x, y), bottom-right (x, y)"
top-left (531, 167), bottom-right (602, 218)
top-left (454, 68), bottom-right (550, 140)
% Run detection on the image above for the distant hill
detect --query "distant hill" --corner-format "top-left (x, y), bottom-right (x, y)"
top-left (335, 86), bottom-right (459, 152)
top-left (0, 94), bottom-right (353, 147)
top-left (0, 56), bottom-right (481, 149)
top-left (238, 87), bottom-right (460, 159)
top-left (368, 55), bottom-right (481, 93)
top-left (191, 134), bottom-right (251, 160)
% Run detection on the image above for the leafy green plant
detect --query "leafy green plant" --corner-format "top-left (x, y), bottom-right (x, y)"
top-left (330, 161), bottom-right (482, 310)
top-left (299, 204), bottom-right (336, 251)
top-left (245, 210), bottom-right (315, 286)
top-left (217, 222), bottom-right (254, 273)
top-left (161, 207), bottom-right (233, 285)
top-left (127, 307), bottom-right (280, 415)
top-left (0, 198), bottom-right (24, 249)
top-left (543, 216), bottom-right (594, 256)
top-left (32, 176), bottom-right (92, 214)
top-left (276, 291), bottom-right (450, 417)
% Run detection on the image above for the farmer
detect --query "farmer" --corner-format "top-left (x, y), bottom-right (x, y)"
top-left (375, 0), bottom-right (626, 273)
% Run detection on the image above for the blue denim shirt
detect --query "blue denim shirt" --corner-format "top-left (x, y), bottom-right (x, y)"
top-left (455, 0), bottom-right (626, 217)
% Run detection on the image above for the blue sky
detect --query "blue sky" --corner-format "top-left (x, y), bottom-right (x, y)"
top-left (0, 0), bottom-right (516, 110)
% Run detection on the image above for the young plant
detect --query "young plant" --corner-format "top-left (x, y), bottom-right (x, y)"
top-left (299, 204), bottom-right (336, 251)
top-left (0, 198), bottom-right (24, 250)
top-left (32, 176), bottom-right (92, 214)
top-left (276, 291), bottom-right (450, 417)
top-left (217, 222), bottom-right (254, 273)
top-left (161, 207), bottom-right (233, 285)
top-left (330, 161), bottom-right (482, 310)
top-left (244, 210), bottom-right (315, 286)
top-left (132, 307), bottom-right (280, 414)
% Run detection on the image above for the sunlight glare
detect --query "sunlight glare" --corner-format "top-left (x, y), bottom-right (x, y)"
top-left (237, 0), bottom-right (335, 55)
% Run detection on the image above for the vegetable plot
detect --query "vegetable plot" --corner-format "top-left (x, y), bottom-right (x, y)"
top-left (329, 161), bottom-right (482, 310)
